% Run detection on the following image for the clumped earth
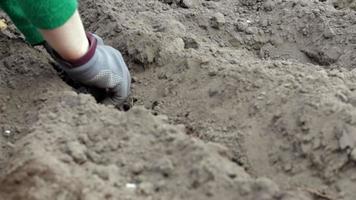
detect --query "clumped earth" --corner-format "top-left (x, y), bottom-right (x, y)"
top-left (1, 0), bottom-right (356, 199)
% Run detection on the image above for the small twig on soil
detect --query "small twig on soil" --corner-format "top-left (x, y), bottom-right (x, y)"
top-left (301, 187), bottom-right (335, 200)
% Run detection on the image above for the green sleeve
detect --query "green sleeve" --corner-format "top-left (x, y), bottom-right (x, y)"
top-left (16, 0), bottom-right (78, 30)
top-left (0, 0), bottom-right (78, 45)
top-left (0, 0), bottom-right (44, 45)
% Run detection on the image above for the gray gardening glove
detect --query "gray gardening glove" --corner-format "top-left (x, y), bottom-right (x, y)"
top-left (45, 33), bottom-right (131, 106)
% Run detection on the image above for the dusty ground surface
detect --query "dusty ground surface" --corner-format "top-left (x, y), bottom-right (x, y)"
top-left (1, 0), bottom-right (356, 199)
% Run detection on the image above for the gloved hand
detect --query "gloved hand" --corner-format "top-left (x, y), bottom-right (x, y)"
top-left (45, 33), bottom-right (131, 107)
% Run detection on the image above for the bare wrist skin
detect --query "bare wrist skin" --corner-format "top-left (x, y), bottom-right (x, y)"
top-left (39, 10), bottom-right (89, 61)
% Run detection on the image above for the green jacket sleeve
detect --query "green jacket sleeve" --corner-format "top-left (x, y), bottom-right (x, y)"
top-left (0, 0), bottom-right (78, 45)
top-left (0, 0), bottom-right (43, 45)
top-left (16, 0), bottom-right (78, 30)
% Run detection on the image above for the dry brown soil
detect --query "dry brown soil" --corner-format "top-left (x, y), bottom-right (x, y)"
top-left (1, 0), bottom-right (356, 199)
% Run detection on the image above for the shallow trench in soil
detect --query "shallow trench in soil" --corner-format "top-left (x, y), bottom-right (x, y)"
top-left (1, 0), bottom-right (356, 200)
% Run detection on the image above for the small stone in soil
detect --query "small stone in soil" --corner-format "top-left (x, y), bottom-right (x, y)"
top-left (126, 183), bottom-right (137, 189)
top-left (211, 13), bottom-right (225, 29)
top-left (3, 130), bottom-right (11, 137)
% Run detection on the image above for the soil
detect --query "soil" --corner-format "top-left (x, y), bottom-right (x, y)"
top-left (1, 0), bottom-right (356, 199)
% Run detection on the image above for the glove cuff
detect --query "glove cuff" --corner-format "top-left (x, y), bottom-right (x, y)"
top-left (70, 33), bottom-right (97, 67)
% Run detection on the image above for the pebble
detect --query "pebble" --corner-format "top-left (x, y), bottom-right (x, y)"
top-left (236, 21), bottom-right (249, 32)
top-left (245, 27), bottom-right (259, 35)
top-left (264, 0), bottom-right (275, 11)
top-left (180, 0), bottom-right (194, 8)
top-left (131, 162), bottom-right (145, 175)
top-left (211, 12), bottom-right (226, 29)
top-left (183, 36), bottom-right (199, 49)
top-left (0, 19), bottom-right (7, 31)
top-left (126, 183), bottom-right (137, 189)
top-left (3, 130), bottom-right (11, 137)
top-left (66, 141), bottom-right (87, 164)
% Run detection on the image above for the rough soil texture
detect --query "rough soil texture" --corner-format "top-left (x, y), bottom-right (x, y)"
top-left (1, 0), bottom-right (356, 199)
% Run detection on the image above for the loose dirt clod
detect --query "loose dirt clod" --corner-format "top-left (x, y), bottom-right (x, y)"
top-left (1, 0), bottom-right (356, 200)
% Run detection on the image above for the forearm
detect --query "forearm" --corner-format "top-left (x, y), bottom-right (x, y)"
top-left (39, 10), bottom-right (89, 61)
